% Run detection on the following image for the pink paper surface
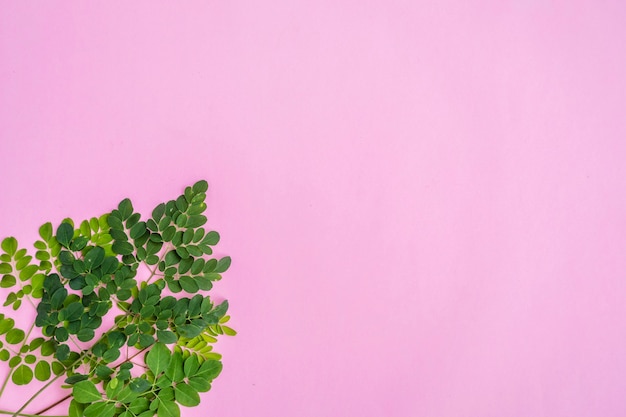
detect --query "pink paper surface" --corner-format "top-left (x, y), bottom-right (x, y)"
top-left (2, 1), bottom-right (626, 416)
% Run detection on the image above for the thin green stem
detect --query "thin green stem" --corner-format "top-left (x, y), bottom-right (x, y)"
top-left (11, 370), bottom-right (68, 417)
top-left (0, 320), bottom-right (37, 399)
top-left (34, 347), bottom-right (149, 416)
top-left (0, 410), bottom-right (66, 417)
top-left (145, 244), bottom-right (171, 284)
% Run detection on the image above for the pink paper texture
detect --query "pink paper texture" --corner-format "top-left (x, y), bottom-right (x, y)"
top-left (2, 1), bottom-right (626, 416)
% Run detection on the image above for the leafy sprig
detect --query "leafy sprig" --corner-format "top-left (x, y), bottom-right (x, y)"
top-left (0, 180), bottom-right (234, 417)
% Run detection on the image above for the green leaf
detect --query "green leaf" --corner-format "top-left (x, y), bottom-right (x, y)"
top-left (192, 180), bottom-right (208, 193)
top-left (6, 328), bottom-right (25, 344)
top-left (157, 400), bottom-right (180, 417)
top-left (12, 364), bottom-right (33, 385)
top-left (188, 376), bottom-right (211, 393)
top-left (129, 398), bottom-right (150, 414)
top-left (146, 342), bottom-right (171, 375)
top-left (84, 247), bottom-right (105, 270)
top-left (179, 276), bottom-right (199, 293)
top-left (0, 318), bottom-right (14, 334)
top-left (1, 274), bottom-right (16, 288)
top-left (69, 400), bottom-right (84, 417)
top-left (174, 382), bottom-right (200, 407)
top-left (60, 302), bottom-right (83, 321)
top-left (77, 328), bottom-right (95, 342)
top-left (84, 402), bottom-right (115, 417)
top-left (215, 256), bottom-right (231, 273)
top-left (129, 378), bottom-right (151, 393)
top-left (56, 344), bottom-right (70, 360)
top-left (51, 361), bottom-right (64, 375)
top-left (186, 215), bottom-right (207, 228)
top-left (56, 223), bottom-right (74, 248)
top-left (202, 231), bottom-right (220, 246)
top-left (39, 223), bottom-right (53, 241)
top-left (107, 215), bottom-right (124, 230)
top-left (35, 360), bottom-right (51, 381)
top-left (71, 236), bottom-right (89, 251)
top-left (157, 330), bottom-right (177, 344)
top-left (165, 351), bottom-right (185, 382)
top-left (112, 241), bottom-right (134, 256)
top-left (73, 380), bottom-right (102, 403)
top-left (1, 237), bottom-right (18, 256)
top-left (183, 355), bottom-right (199, 377)
top-left (0, 263), bottom-right (11, 274)
top-left (196, 360), bottom-right (223, 380)
top-left (118, 198), bottom-right (134, 220)
top-left (130, 222), bottom-right (147, 239)
top-left (19, 265), bottom-right (39, 281)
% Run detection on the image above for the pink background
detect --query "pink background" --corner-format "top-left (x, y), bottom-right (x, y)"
top-left (2, 1), bottom-right (626, 416)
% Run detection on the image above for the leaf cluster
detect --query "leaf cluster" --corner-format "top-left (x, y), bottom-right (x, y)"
top-left (0, 180), bottom-right (234, 417)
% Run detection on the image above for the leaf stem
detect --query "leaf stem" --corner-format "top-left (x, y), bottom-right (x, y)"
top-left (33, 347), bottom-right (149, 416)
top-left (0, 410), bottom-right (66, 417)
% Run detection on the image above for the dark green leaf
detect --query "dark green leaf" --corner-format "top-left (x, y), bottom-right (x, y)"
top-left (70, 237), bottom-right (89, 251)
top-left (186, 215), bottom-right (207, 228)
top-left (202, 231), bottom-right (220, 246)
top-left (77, 328), bottom-right (95, 342)
top-left (215, 256), bottom-right (231, 273)
top-left (112, 241), bottom-right (134, 256)
top-left (179, 276), bottom-right (199, 293)
top-left (118, 199), bottom-right (134, 220)
top-left (192, 180), bottom-right (208, 193)
top-left (130, 222), bottom-right (147, 239)
top-left (84, 247), bottom-right (105, 270)
top-left (56, 223), bottom-right (74, 248)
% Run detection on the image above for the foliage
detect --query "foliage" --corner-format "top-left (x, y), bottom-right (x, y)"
top-left (0, 180), bottom-right (235, 417)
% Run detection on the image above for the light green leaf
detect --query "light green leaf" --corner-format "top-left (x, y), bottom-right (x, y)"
top-left (6, 328), bottom-right (25, 344)
top-left (12, 364), bottom-right (33, 385)
top-left (69, 400), bottom-right (84, 417)
top-left (73, 380), bottom-right (102, 404)
top-left (1, 237), bottom-right (18, 256)
top-left (35, 361), bottom-right (51, 381)
top-left (39, 223), bottom-right (53, 241)
top-left (1, 274), bottom-right (16, 288)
